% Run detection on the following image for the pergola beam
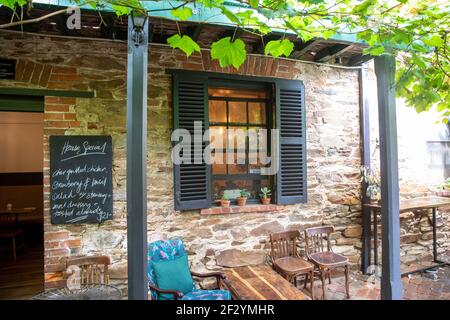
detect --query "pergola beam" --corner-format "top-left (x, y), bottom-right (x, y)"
top-left (126, 14), bottom-right (149, 300)
top-left (290, 40), bottom-right (317, 59)
top-left (315, 44), bottom-right (352, 62)
top-left (375, 54), bottom-right (403, 300)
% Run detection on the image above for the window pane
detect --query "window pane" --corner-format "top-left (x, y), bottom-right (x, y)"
top-left (228, 126), bottom-right (246, 151)
top-left (212, 179), bottom-right (270, 201)
top-left (249, 102), bottom-right (266, 124)
top-left (227, 152), bottom-right (247, 174)
top-left (209, 100), bottom-right (226, 122)
top-left (210, 126), bottom-right (226, 149)
top-left (228, 101), bottom-right (247, 123)
top-left (209, 88), bottom-right (266, 99)
top-left (248, 127), bottom-right (268, 152)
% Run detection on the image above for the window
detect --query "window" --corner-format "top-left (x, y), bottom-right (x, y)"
top-left (208, 87), bottom-right (271, 203)
top-left (171, 71), bottom-right (306, 211)
top-left (427, 141), bottom-right (450, 180)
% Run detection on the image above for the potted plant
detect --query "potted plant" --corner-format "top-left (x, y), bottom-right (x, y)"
top-left (360, 166), bottom-right (381, 202)
top-left (220, 194), bottom-right (230, 207)
top-left (236, 189), bottom-right (250, 206)
top-left (259, 187), bottom-right (272, 205)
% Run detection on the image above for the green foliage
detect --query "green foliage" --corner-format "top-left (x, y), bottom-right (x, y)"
top-left (0, 0), bottom-right (449, 119)
top-left (211, 37), bottom-right (246, 69)
top-left (167, 34), bottom-right (200, 57)
top-left (239, 189), bottom-right (251, 198)
top-left (171, 7), bottom-right (193, 20)
top-left (264, 39), bottom-right (294, 57)
top-left (259, 187), bottom-right (271, 199)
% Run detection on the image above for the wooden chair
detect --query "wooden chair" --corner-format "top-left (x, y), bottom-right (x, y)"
top-left (270, 230), bottom-right (314, 298)
top-left (304, 226), bottom-right (350, 300)
top-left (0, 212), bottom-right (26, 262)
top-left (66, 256), bottom-right (111, 285)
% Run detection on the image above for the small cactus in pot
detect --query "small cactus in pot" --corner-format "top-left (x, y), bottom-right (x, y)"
top-left (259, 187), bottom-right (271, 205)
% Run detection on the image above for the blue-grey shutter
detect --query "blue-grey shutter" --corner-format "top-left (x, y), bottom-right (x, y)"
top-left (275, 79), bottom-right (307, 204)
top-left (172, 73), bottom-right (211, 210)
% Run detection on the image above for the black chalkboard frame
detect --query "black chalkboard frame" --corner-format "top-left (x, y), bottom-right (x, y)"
top-left (49, 135), bottom-right (113, 224)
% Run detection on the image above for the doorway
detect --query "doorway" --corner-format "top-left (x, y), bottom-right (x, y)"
top-left (0, 95), bottom-right (44, 299)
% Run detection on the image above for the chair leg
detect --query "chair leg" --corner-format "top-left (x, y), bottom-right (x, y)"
top-left (294, 275), bottom-right (297, 288)
top-left (310, 270), bottom-right (314, 300)
top-left (12, 236), bottom-right (16, 262)
top-left (304, 273), bottom-right (308, 289)
top-left (328, 270), bottom-right (332, 284)
top-left (320, 270), bottom-right (326, 300)
top-left (344, 265), bottom-right (350, 298)
top-left (20, 234), bottom-right (27, 254)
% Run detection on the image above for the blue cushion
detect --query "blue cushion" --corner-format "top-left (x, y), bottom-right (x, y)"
top-left (152, 254), bottom-right (195, 300)
top-left (181, 289), bottom-right (232, 300)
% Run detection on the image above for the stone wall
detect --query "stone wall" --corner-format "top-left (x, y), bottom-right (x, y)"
top-left (0, 31), bottom-right (363, 292)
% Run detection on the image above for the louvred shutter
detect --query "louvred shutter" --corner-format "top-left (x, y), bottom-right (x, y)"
top-left (275, 79), bottom-right (307, 205)
top-left (172, 73), bottom-right (211, 211)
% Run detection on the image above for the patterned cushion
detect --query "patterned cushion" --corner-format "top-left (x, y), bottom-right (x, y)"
top-left (148, 238), bottom-right (193, 300)
top-left (181, 289), bottom-right (232, 300)
top-left (147, 238), bottom-right (231, 301)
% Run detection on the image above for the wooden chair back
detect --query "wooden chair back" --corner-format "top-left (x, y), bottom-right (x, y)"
top-left (0, 212), bottom-right (16, 234)
top-left (304, 226), bottom-right (334, 258)
top-left (269, 230), bottom-right (300, 261)
top-left (66, 256), bottom-right (110, 285)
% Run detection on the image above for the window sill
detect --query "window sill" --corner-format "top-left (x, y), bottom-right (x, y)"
top-left (200, 204), bottom-right (284, 215)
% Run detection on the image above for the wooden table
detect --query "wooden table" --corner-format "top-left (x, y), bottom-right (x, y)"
top-left (222, 265), bottom-right (311, 300)
top-left (362, 197), bottom-right (450, 276)
top-left (0, 207), bottom-right (36, 227)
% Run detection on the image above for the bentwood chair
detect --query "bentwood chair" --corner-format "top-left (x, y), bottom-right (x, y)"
top-left (304, 226), bottom-right (350, 300)
top-left (0, 212), bottom-right (27, 262)
top-left (66, 255), bottom-right (111, 285)
top-left (148, 238), bottom-right (231, 300)
top-left (270, 230), bottom-right (315, 298)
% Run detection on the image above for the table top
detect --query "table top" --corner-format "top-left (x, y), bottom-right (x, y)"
top-left (222, 265), bottom-right (311, 300)
top-left (0, 207), bottom-right (36, 215)
top-left (363, 197), bottom-right (450, 212)
top-left (30, 284), bottom-right (122, 300)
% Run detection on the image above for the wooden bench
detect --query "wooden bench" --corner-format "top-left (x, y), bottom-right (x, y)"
top-left (222, 265), bottom-right (311, 300)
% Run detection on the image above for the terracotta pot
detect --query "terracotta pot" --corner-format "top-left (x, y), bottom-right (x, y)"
top-left (236, 196), bottom-right (247, 206)
top-left (220, 199), bottom-right (230, 207)
top-left (261, 197), bottom-right (271, 205)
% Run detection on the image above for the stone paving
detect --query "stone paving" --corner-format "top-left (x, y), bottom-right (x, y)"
top-left (296, 254), bottom-right (450, 300)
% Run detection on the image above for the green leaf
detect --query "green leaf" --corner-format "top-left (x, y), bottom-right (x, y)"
top-left (249, 0), bottom-right (259, 8)
top-left (411, 53), bottom-right (426, 69)
top-left (220, 7), bottom-right (240, 24)
top-left (352, 0), bottom-right (374, 14)
top-left (423, 35), bottom-right (444, 48)
top-left (363, 45), bottom-right (385, 56)
top-left (112, 5), bottom-right (131, 16)
top-left (171, 7), bottom-right (193, 20)
top-left (167, 34), bottom-right (200, 57)
top-left (211, 37), bottom-right (247, 69)
top-left (264, 39), bottom-right (294, 57)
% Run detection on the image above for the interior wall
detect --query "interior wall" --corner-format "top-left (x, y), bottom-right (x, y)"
top-left (0, 111), bottom-right (44, 173)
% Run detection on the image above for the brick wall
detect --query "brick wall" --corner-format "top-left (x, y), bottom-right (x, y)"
top-left (0, 31), bottom-right (362, 292)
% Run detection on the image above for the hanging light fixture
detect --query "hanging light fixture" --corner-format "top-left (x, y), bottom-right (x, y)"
top-left (130, 11), bottom-right (148, 47)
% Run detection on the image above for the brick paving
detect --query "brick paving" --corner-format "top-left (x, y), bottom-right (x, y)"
top-left (296, 254), bottom-right (450, 300)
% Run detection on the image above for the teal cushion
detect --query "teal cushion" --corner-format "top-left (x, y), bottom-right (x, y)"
top-left (152, 254), bottom-right (194, 300)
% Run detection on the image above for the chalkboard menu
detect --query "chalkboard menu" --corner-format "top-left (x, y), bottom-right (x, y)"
top-left (50, 136), bottom-right (113, 224)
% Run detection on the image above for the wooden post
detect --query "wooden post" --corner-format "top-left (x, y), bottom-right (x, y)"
top-left (359, 65), bottom-right (372, 274)
top-left (126, 14), bottom-right (149, 300)
top-left (374, 54), bottom-right (403, 300)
